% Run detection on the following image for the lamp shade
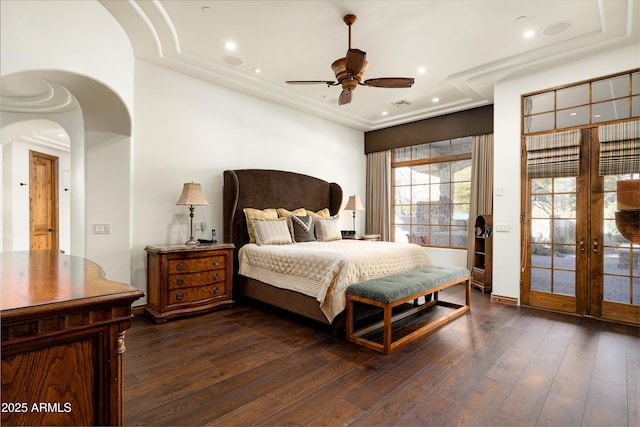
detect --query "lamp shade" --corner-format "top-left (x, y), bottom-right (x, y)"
top-left (176, 182), bottom-right (209, 206)
top-left (344, 195), bottom-right (364, 211)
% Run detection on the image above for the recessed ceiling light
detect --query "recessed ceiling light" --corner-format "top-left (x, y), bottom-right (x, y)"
top-left (570, 112), bottom-right (577, 116)
top-left (202, 6), bottom-right (212, 13)
top-left (432, 97), bottom-right (440, 103)
top-left (523, 30), bottom-right (535, 39)
top-left (225, 41), bottom-right (237, 51)
top-left (253, 67), bottom-right (262, 73)
top-left (418, 67), bottom-right (427, 74)
top-left (515, 16), bottom-right (528, 24)
top-left (381, 111), bottom-right (388, 116)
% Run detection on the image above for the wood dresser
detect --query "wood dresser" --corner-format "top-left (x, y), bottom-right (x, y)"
top-left (144, 243), bottom-right (235, 323)
top-left (1, 250), bottom-right (143, 426)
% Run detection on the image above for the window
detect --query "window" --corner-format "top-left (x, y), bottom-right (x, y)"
top-left (391, 137), bottom-right (473, 248)
top-left (523, 69), bottom-right (639, 134)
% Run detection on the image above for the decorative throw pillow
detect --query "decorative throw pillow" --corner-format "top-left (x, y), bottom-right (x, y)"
top-left (277, 207), bottom-right (307, 218)
top-left (250, 218), bottom-right (293, 246)
top-left (306, 208), bottom-right (331, 218)
top-left (243, 208), bottom-right (277, 243)
top-left (314, 216), bottom-right (342, 241)
top-left (289, 215), bottom-right (316, 242)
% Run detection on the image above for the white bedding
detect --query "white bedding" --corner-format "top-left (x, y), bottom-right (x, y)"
top-left (238, 240), bottom-right (432, 322)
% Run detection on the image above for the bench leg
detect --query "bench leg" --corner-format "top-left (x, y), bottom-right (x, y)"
top-left (383, 304), bottom-right (392, 354)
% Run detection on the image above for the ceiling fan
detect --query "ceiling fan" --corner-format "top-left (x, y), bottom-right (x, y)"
top-left (286, 14), bottom-right (415, 106)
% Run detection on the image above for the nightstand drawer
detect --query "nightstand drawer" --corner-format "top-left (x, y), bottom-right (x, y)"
top-left (168, 255), bottom-right (225, 274)
top-left (169, 269), bottom-right (226, 289)
top-left (168, 284), bottom-right (227, 305)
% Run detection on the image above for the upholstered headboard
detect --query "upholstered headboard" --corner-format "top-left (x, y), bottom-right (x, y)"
top-left (223, 169), bottom-right (343, 255)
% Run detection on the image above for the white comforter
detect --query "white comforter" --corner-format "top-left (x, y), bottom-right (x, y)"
top-left (238, 240), bottom-right (432, 322)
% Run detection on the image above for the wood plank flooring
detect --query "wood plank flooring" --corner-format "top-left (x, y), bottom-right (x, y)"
top-left (123, 285), bottom-right (640, 426)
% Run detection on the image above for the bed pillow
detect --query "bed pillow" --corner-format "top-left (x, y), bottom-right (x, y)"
top-left (306, 208), bottom-right (331, 218)
top-left (289, 215), bottom-right (316, 242)
top-left (277, 207), bottom-right (306, 218)
top-left (250, 218), bottom-right (293, 246)
top-left (244, 208), bottom-right (278, 243)
top-left (314, 217), bottom-right (342, 241)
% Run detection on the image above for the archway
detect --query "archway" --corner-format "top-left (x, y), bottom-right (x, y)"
top-left (0, 70), bottom-right (132, 284)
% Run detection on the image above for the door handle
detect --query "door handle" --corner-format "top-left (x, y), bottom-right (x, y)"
top-left (48, 228), bottom-right (54, 232)
top-left (579, 239), bottom-right (585, 253)
top-left (593, 237), bottom-right (598, 254)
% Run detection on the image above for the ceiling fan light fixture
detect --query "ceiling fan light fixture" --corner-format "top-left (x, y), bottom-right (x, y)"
top-left (285, 14), bottom-right (414, 106)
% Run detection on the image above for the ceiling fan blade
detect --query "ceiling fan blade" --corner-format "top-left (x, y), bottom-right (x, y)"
top-left (363, 77), bottom-right (415, 88)
top-left (345, 49), bottom-right (366, 75)
top-left (338, 89), bottom-right (352, 105)
top-left (286, 80), bottom-right (337, 85)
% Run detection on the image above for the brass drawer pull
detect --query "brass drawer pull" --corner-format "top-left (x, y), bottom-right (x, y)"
top-left (176, 263), bottom-right (184, 270)
top-left (214, 287), bottom-right (219, 294)
top-left (213, 273), bottom-right (219, 281)
top-left (176, 292), bottom-right (184, 300)
top-left (176, 278), bottom-right (184, 285)
top-left (213, 260), bottom-right (220, 267)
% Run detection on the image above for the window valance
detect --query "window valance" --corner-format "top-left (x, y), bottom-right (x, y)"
top-left (525, 129), bottom-right (581, 179)
top-left (598, 120), bottom-right (640, 175)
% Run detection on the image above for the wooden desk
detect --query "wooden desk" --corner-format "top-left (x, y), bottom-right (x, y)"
top-left (1, 251), bottom-right (143, 426)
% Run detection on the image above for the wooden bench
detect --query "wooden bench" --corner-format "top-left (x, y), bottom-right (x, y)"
top-left (345, 265), bottom-right (471, 354)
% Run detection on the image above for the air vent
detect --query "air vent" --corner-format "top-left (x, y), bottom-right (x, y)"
top-left (391, 99), bottom-right (412, 107)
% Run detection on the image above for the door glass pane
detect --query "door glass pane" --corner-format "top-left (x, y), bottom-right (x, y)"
top-left (554, 270), bottom-right (575, 296)
top-left (525, 112), bottom-right (554, 133)
top-left (557, 84), bottom-right (588, 109)
top-left (531, 268), bottom-right (551, 292)
top-left (557, 106), bottom-right (589, 128)
top-left (592, 75), bottom-right (629, 102)
top-left (524, 92), bottom-right (555, 114)
top-left (592, 99), bottom-right (630, 122)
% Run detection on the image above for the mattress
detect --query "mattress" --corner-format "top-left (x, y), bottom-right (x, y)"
top-left (238, 240), bottom-right (432, 322)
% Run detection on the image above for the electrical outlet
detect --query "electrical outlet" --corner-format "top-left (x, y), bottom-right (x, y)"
top-left (200, 222), bottom-right (207, 233)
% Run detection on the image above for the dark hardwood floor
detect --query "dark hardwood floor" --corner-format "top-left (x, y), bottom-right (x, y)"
top-left (124, 285), bottom-right (639, 426)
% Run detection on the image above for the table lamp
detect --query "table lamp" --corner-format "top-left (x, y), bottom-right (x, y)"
top-left (344, 195), bottom-right (364, 232)
top-left (176, 182), bottom-right (209, 245)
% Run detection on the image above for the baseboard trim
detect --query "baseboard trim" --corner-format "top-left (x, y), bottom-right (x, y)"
top-left (132, 305), bottom-right (146, 316)
top-left (490, 294), bottom-right (518, 306)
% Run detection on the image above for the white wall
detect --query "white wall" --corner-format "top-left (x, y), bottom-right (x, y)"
top-left (493, 44), bottom-right (640, 302)
top-left (85, 132), bottom-right (131, 284)
top-left (130, 60), bottom-right (365, 301)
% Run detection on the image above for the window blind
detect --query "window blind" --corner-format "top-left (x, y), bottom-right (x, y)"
top-left (525, 129), bottom-right (581, 179)
top-left (598, 120), bottom-right (640, 175)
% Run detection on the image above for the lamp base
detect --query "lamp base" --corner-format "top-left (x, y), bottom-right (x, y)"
top-left (184, 238), bottom-right (198, 246)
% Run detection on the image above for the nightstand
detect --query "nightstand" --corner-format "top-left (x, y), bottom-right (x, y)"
top-left (144, 243), bottom-right (235, 323)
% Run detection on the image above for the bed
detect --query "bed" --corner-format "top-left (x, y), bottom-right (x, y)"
top-left (222, 169), bottom-right (431, 331)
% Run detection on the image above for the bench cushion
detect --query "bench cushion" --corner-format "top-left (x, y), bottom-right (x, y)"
top-left (346, 265), bottom-right (470, 304)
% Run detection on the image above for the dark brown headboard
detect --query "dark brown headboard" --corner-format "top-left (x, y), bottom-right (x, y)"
top-left (223, 169), bottom-right (343, 266)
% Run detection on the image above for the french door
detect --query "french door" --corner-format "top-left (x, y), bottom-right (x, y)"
top-left (522, 128), bottom-right (639, 325)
